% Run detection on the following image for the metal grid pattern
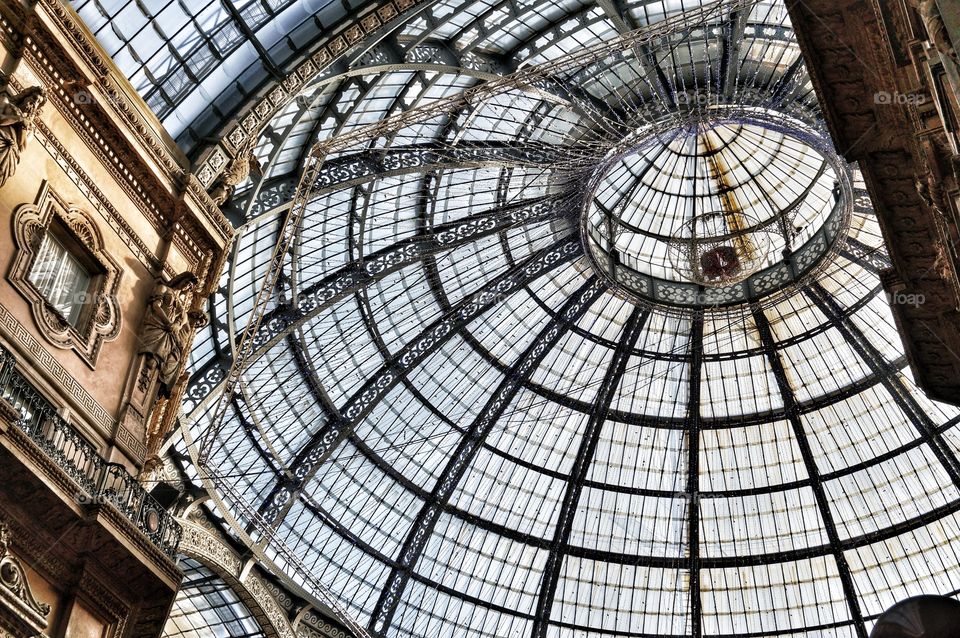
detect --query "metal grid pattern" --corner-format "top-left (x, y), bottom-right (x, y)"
top-left (162, 558), bottom-right (265, 638)
top-left (72, 0), bottom-right (960, 636)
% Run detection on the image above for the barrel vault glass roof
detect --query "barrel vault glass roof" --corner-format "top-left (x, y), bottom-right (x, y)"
top-left (77, 0), bottom-right (960, 637)
top-left (162, 557), bottom-right (265, 637)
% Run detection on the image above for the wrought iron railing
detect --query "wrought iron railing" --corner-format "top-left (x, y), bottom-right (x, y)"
top-left (0, 345), bottom-right (181, 558)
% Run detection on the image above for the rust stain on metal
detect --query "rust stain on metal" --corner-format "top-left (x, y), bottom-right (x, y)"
top-left (700, 124), bottom-right (758, 262)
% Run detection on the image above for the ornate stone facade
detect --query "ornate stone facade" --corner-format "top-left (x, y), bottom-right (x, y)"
top-left (0, 523), bottom-right (49, 638)
top-left (8, 183), bottom-right (122, 367)
top-left (0, 0), bottom-right (233, 470)
top-left (787, 0), bottom-right (960, 405)
top-left (0, 84), bottom-right (43, 190)
top-left (0, 1), bottom-right (232, 637)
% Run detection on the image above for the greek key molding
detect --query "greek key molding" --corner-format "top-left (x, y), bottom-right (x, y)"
top-left (114, 423), bottom-right (145, 463)
top-left (8, 182), bottom-right (122, 368)
top-left (0, 304), bottom-right (113, 438)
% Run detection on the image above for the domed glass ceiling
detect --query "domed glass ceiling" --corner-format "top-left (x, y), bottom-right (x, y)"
top-left (586, 119), bottom-right (838, 283)
top-left (79, 0), bottom-right (960, 635)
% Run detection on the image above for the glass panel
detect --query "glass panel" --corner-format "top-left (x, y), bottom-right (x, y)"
top-left (28, 231), bottom-right (92, 327)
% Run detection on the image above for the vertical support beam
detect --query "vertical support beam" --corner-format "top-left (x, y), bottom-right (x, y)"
top-left (751, 303), bottom-right (868, 638)
top-left (805, 283), bottom-right (960, 488)
top-left (530, 306), bottom-right (649, 638)
top-left (719, 10), bottom-right (749, 97)
top-left (369, 277), bottom-right (607, 637)
top-left (593, 0), bottom-right (676, 108)
top-left (687, 311), bottom-right (703, 638)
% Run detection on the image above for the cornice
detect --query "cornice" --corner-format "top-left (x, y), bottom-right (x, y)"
top-left (194, 0), bottom-right (426, 190)
top-left (34, 0), bottom-right (185, 173)
top-left (16, 2), bottom-right (233, 263)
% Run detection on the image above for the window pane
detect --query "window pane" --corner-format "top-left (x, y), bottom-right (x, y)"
top-left (28, 231), bottom-right (92, 327)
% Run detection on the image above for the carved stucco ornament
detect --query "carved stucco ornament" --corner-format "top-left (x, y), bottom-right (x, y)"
top-left (0, 523), bottom-right (50, 638)
top-left (208, 141), bottom-right (262, 206)
top-left (906, 0), bottom-right (959, 64)
top-left (137, 273), bottom-right (208, 472)
top-left (8, 183), bottom-right (122, 367)
top-left (0, 84), bottom-right (45, 190)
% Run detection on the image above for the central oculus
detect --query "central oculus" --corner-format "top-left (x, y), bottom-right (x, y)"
top-left (581, 115), bottom-right (849, 308)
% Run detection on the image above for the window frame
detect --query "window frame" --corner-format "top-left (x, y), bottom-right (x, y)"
top-left (9, 182), bottom-right (122, 367)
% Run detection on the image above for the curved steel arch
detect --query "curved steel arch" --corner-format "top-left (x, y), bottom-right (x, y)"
top-left (368, 276), bottom-right (607, 636)
top-left (176, 518), bottom-right (298, 638)
top-left (255, 237), bottom-right (584, 527)
top-left (246, 192), bottom-right (578, 361)
top-left (805, 283), bottom-right (960, 488)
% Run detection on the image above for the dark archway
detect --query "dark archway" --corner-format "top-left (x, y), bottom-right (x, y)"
top-left (871, 596), bottom-right (960, 638)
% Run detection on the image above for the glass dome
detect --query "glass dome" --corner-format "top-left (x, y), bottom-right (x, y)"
top-left (109, 0), bottom-right (960, 637)
top-left (583, 113), bottom-right (846, 302)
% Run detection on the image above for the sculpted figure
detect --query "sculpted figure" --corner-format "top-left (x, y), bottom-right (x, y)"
top-left (209, 145), bottom-right (262, 206)
top-left (916, 174), bottom-right (950, 222)
top-left (139, 272), bottom-right (207, 396)
top-left (0, 86), bottom-right (45, 188)
top-left (908, 0), bottom-right (958, 64)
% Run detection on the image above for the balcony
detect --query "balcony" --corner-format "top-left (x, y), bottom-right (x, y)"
top-left (0, 344), bottom-right (181, 559)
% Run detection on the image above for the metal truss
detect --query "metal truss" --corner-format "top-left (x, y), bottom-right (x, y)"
top-left (805, 283), bottom-right (960, 488)
top-left (201, 0), bottom-right (743, 462)
top-left (232, 13), bottom-right (804, 222)
top-left (246, 193), bottom-right (577, 360)
top-left (751, 303), bottom-right (868, 638)
top-left (235, 133), bottom-right (588, 221)
top-left (314, 141), bottom-right (588, 186)
top-left (367, 277), bottom-right (607, 637)
top-left (253, 237), bottom-right (583, 526)
top-left (687, 311), bottom-right (704, 638)
top-left (530, 305), bottom-right (650, 638)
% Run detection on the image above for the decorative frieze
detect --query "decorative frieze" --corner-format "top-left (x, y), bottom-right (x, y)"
top-left (31, 119), bottom-right (162, 273)
top-left (0, 523), bottom-right (49, 638)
